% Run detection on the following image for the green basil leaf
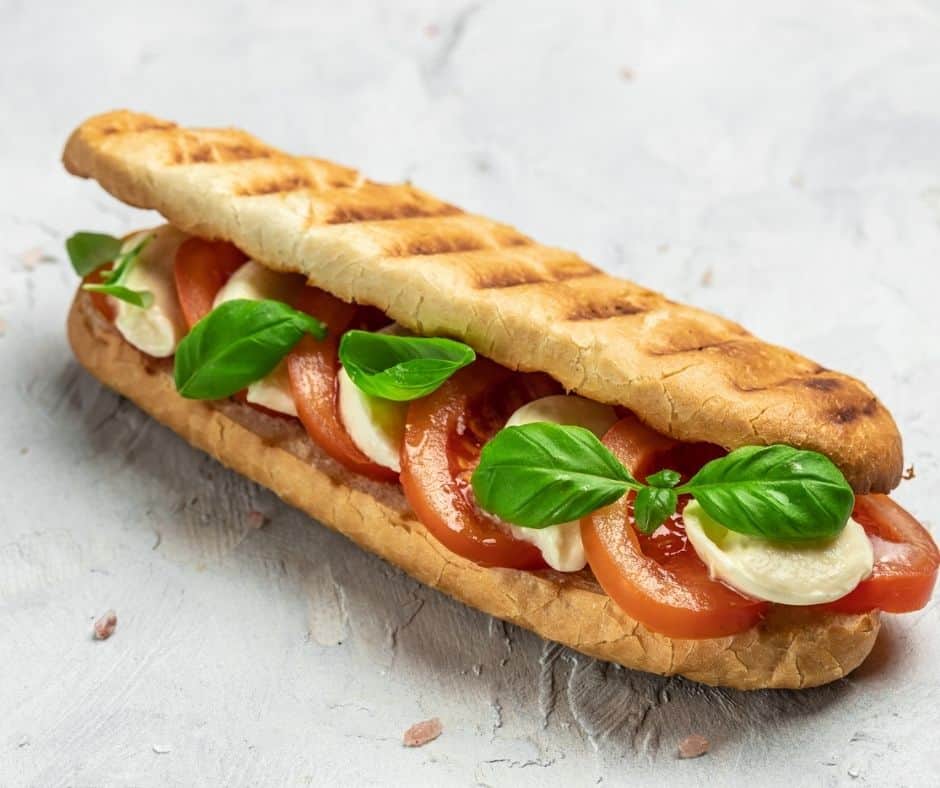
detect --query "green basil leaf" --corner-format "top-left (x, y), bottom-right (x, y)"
top-left (680, 445), bottom-right (854, 541)
top-left (174, 299), bottom-right (327, 399)
top-left (82, 283), bottom-right (154, 308)
top-left (471, 423), bottom-right (638, 529)
top-left (646, 468), bottom-right (681, 488)
top-left (66, 232), bottom-right (123, 276)
top-left (633, 486), bottom-right (678, 534)
top-left (339, 330), bottom-right (476, 401)
top-left (102, 233), bottom-right (153, 286)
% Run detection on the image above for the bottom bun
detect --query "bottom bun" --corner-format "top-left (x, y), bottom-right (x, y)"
top-left (67, 291), bottom-right (880, 689)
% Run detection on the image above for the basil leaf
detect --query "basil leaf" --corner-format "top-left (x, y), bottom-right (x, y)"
top-left (66, 232), bottom-right (123, 276)
top-left (680, 445), bottom-right (854, 541)
top-left (82, 283), bottom-right (154, 308)
top-left (80, 233), bottom-right (155, 307)
top-left (646, 469), bottom-right (680, 488)
top-left (634, 486), bottom-right (678, 534)
top-left (174, 299), bottom-right (327, 399)
top-left (101, 234), bottom-right (152, 286)
top-left (471, 423), bottom-right (637, 529)
top-left (339, 330), bottom-right (476, 401)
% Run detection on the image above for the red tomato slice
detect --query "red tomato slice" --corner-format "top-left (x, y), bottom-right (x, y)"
top-left (400, 361), bottom-right (560, 569)
top-left (173, 238), bottom-right (247, 327)
top-left (581, 415), bottom-right (769, 639)
top-left (825, 494), bottom-right (939, 614)
top-left (83, 267), bottom-right (116, 321)
top-left (287, 287), bottom-right (397, 483)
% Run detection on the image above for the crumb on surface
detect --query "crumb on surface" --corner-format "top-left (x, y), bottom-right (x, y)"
top-left (902, 465), bottom-right (916, 480)
top-left (93, 610), bottom-right (118, 640)
top-left (700, 269), bottom-right (714, 287)
top-left (619, 67), bottom-right (634, 81)
top-left (152, 744), bottom-right (172, 754)
top-left (247, 510), bottom-right (268, 529)
top-left (678, 734), bottom-right (710, 759)
top-left (403, 717), bottom-right (443, 747)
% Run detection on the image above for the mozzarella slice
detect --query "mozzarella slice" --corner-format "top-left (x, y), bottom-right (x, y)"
top-left (337, 366), bottom-right (408, 472)
top-left (112, 226), bottom-right (188, 358)
top-left (212, 260), bottom-right (297, 306)
top-left (503, 395), bottom-right (619, 572)
top-left (212, 261), bottom-right (299, 416)
top-left (683, 500), bottom-right (874, 605)
top-left (245, 360), bottom-right (298, 417)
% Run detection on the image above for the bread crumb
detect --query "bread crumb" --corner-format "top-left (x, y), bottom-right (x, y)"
top-left (424, 23), bottom-right (439, 38)
top-left (700, 269), bottom-right (714, 287)
top-left (677, 734), bottom-right (710, 759)
top-left (657, 243), bottom-right (670, 254)
top-left (403, 717), bottom-right (443, 747)
top-left (20, 247), bottom-right (43, 269)
top-left (152, 744), bottom-right (172, 754)
top-left (93, 610), bottom-right (118, 640)
top-left (247, 510), bottom-right (268, 529)
top-left (902, 465), bottom-right (916, 480)
top-left (20, 447), bottom-right (28, 455)
top-left (619, 67), bottom-right (634, 81)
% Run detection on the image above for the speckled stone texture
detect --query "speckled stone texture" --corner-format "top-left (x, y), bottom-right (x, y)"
top-left (1, 1), bottom-right (938, 786)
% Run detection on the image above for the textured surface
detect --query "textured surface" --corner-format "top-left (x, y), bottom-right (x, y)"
top-left (62, 109), bottom-right (902, 493)
top-left (1, 1), bottom-right (939, 786)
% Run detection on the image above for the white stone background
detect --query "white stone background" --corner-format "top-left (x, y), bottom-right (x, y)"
top-left (1, 0), bottom-right (939, 785)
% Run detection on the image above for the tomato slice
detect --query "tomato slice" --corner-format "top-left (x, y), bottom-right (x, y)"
top-left (83, 267), bottom-right (116, 321)
top-left (400, 360), bottom-right (560, 569)
top-left (173, 238), bottom-right (247, 327)
top-left (825, 494), bottom-right (939, 614)
top-left (287, 287), bottom-right (397, 483)
top-left (581, 415), bottom-right (769, 638)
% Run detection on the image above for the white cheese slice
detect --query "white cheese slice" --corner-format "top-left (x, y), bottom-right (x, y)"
top-left (337, 366), bottom-right (408, 472)
top-left (503, 395), bottom-right (619, 572)
top-left (111, 226), bottom-right (188, 358)
top-left (683, 500), bottom-right (874, 605)
top-left (212, 261), bottom-right (299, 416)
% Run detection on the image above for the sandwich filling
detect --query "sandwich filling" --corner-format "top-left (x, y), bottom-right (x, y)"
top-left (67, 225), bottom-right (940, 639)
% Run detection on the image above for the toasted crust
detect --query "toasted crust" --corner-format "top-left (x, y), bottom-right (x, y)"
top-left (62, 110), bottom-right (903, 493)
top-left (67, 291), bottom-right (880, 689)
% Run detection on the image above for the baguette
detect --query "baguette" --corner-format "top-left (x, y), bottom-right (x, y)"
top-left (62, 110), bottom-right (902, 493)
top-left (67, 290), bottom-right (880, 690)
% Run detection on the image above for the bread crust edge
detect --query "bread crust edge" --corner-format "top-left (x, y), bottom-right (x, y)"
top-left (66, 290), bottom-right (880, 690)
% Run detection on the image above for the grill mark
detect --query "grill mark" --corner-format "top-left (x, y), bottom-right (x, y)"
top-left (567, 299), bottom-right (648, 321)
top-left (384, 224), bottom-right (530, 257)
top-left (237, 174), bottom-right (313, 196)
top-left (326, 201), bottom-right (461, 225)
top-left (833, 398), bottom-right (882, 423)
top-left (804, 377), bottom-right (842, 392)
top-left (172, 139), bottom-right (273, 166)
top-left (396, 234), bottom-right (487, 256)
top-left (100, 120), bottom-right (176, 136)
top-left (475, 265), bottom-right (597, 290)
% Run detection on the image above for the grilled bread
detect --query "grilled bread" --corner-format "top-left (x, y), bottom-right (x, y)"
top-left (63, 110), bottom-right (902, 493)
top-left (67, 291), bottom-right (881, 689)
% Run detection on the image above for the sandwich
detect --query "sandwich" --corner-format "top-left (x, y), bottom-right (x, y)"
top-left (61, 110), bottom-right (938, 690)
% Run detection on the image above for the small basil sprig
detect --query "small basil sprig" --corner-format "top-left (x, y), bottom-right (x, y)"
top-left (68, 232), bottom-right (156, 307)
top-left (471, 424), bottom-right (855, 542)
top-left (339, 330), bottom-right (476, 401)
top-left (174, 299), bottom-right (327, 399)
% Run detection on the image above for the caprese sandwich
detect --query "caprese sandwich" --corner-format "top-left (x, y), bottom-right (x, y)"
top-left (61, 111), bottom-right (938, 689)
